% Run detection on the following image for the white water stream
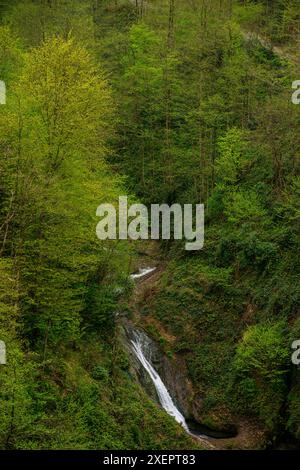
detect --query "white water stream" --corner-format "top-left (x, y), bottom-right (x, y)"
top-left (130, 266), bottom-right (188, 430)
top-left (131, 330), bottom-right (189, 431)
top-left (130, 267), bottom-right (156, 280)
top-left (127, 266), bottom-right (220, 446)
top-left (128, 266), bottom-right (215, 444)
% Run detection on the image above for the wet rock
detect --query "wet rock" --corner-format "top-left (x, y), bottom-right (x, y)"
top-left (120, 322), bottom-right (158, 402)
top-left (121, 321), bottom-right (192, 419)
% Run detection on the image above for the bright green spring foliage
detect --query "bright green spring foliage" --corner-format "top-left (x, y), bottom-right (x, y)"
top-left (232, 322), bottom-right (289, 431)
top-left (0, 0), bottom-right (300, 450)
top-left (97, 0), bottom-right (299, 445)
top-left (0, 34), bottom-right (119, 347)
top-left (0, 1), bottom-right (200, 450)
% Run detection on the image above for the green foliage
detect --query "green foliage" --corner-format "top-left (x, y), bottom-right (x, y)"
top-left (1, 0), bottom-right (300, 450)
top-left (0, 26), bottom-right (22, 82)
top-left (6, 0), bottom-right (94, 48)
top-left (231, 322), bottom-right (289, 431)
top-left (216, 129), bottom-right (252, 187)
top-left (0, 259), bottom-right (36, 449)
top-left (0, 1), bottom-right (201, 451)
top-left (224, 190), bottom-right (267, 224)
top-left (0, 35), bottom-right (125, 348)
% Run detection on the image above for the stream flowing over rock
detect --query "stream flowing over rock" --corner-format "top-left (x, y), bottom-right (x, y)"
top-left (124, 267), bottom-right (194, 423)
top-left (120, 265), bottom-right (237, 442)
top-left (130, 328), bottom-right (189, 431)
top-left (121, 322), bottom-right (201, 432)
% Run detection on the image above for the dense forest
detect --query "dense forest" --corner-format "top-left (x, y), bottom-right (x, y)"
top-left (0, 0), bottom-right (299, 450)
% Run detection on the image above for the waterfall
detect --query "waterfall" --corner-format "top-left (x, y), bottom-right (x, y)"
top-left (130, 267), bottom-right (156, 280)
top-left (129, 266), bottom-right (188, 431)
top-left (127, 266), bottom-right (222, 445)
top-left (131, 329), bottom-right (189, 432)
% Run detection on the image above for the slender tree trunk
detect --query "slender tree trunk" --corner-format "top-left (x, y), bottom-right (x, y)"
top-left (164, 0), bottom-right (175, 191)
top-left (167, 0), bottom-right (175, 49)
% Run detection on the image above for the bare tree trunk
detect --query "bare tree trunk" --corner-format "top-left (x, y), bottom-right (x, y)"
top-left (164, 0), bottom-right (175, 190)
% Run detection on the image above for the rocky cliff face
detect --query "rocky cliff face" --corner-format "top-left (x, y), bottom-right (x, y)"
top-left (121, 319), bottom-right (238, 439)
top-left (120, 321), bottom-right (159, 402)
top-left (121, 321), bottom-right (191, 415)
top-left (122, 320), bottom-right (204, 421)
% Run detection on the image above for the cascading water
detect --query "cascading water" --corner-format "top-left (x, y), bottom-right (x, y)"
top-left (131, 329), bottom-right (189, 432)
top-left (129, 266), bottom-right (188, 431)
top-left (127, 266), bottom-right (228, 446)
top-left (130, 267), bottom-right (156, 280)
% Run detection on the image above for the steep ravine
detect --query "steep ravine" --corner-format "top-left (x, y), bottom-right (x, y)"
top-left (122, 316), bottom-right (243, 445)
top-left (119, 259), bottom-right (269, 450)
top-left (119, 265), bottom-right (239, 448)
top-left (121, 320), bottom-right (213, 449)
